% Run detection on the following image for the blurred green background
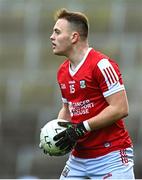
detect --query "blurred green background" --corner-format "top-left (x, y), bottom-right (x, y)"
top-left (0, 0), bottom-right (142, 179)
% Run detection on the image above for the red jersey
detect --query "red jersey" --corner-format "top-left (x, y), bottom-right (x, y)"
top-left (57, 48), bottom-right (132, 158)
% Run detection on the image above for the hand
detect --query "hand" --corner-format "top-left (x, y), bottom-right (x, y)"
top-left (53, 121), bottom-right (88, 151)
top-left (39, 142), bottom-right (72, 156)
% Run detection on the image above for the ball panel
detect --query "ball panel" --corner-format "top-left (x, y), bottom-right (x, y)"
top-left (40, 119), bottom-right (68, 156)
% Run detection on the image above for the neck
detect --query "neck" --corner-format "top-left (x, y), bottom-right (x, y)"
top-left (68, 42), bottom-right (89, 69)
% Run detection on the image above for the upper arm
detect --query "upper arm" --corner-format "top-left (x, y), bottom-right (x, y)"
top-left (62, 102), bottom-right (69, 111)
top-left (58, 103), bottom-right (71, 121)
top-left (105, 90), bottom-right (129, 116)
top-left (96, 58), bottom-right (125, 98)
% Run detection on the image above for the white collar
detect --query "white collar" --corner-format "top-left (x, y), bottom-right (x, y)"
top-left (69, 47), bottom-right (92, 76)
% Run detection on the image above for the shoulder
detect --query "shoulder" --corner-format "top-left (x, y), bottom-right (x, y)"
top-left (57, 59), bottom-right (69, 80)
top-left (58, 59), bottom-right (69, 72)
top-left (90, 48), bottom-right (119, 70)
top-left (88, 48), bottom-right (107, 65)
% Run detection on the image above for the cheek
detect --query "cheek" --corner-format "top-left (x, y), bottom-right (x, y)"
top-left (58, 38), bottom-right (71, 50)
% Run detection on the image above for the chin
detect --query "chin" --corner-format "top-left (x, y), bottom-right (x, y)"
top-left (53, 50), bottom-right (65, 56)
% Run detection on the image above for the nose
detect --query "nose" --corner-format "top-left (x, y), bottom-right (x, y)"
top-left (50, 33), bottom-right (54, 40)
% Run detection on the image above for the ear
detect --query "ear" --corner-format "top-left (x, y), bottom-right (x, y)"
top-left (71, 32), bottom-right (79, 44)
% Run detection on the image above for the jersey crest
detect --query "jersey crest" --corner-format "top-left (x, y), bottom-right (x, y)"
top-left (79, 80), bottom-right (86, 89)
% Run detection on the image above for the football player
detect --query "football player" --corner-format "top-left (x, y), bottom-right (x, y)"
top-left (49, 8), bottom-right (135, 179)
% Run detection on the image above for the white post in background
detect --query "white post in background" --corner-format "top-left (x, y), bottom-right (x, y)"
top-left (24, 1), bottom-right (42, 72)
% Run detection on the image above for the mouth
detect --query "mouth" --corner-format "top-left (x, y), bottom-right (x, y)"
top-left (52, 42), bottom-right (56, 49)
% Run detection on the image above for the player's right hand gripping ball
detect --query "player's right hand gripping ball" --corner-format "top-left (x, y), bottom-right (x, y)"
top-left (53, 121), bottom-right (88, 151)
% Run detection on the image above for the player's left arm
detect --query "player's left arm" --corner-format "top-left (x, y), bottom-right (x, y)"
top-left (87, 58), bottom-right (129, 131)
top-left (53, 89), bottom-right (129, 150)
top-left (87, 89), bottom-right (129, 131)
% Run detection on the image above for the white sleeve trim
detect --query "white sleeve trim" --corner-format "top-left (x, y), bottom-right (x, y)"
top-left (61, 97), bottom-right (68, 103)
top-left (83, 120), bottom-right (92, 132)
top-left (103, 84), bottom-right (125, 97)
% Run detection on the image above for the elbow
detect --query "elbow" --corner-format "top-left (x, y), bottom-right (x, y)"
top-left (115, 103), bottom-right (129, 119)
top-left (121, 106), bottom-right (129, 118)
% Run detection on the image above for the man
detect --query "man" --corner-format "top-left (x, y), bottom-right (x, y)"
top-left (49, 8), bottom-right (135, 179)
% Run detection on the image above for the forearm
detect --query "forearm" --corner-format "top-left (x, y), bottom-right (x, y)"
top-left (87, 104), bottom-right (128, 131)
top-left (87, 90), bottom-right (129, 131)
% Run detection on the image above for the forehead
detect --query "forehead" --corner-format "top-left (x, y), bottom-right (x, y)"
top-left (53, 19), bottom-right (71, 31)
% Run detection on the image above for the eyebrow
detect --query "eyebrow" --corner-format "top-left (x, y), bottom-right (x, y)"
top-left (53, 27), bottom-right (61, 32)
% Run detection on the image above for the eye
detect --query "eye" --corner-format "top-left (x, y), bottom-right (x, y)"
top-left (54, 29), bottom-right (61, 35)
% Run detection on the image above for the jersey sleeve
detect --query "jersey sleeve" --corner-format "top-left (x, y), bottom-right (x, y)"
top-left (57, 61), bottom-right (69, 104)
top-left (95, 58), bottom-right (125, 97)
top-left (61, 97), bottom-right (68, 103)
